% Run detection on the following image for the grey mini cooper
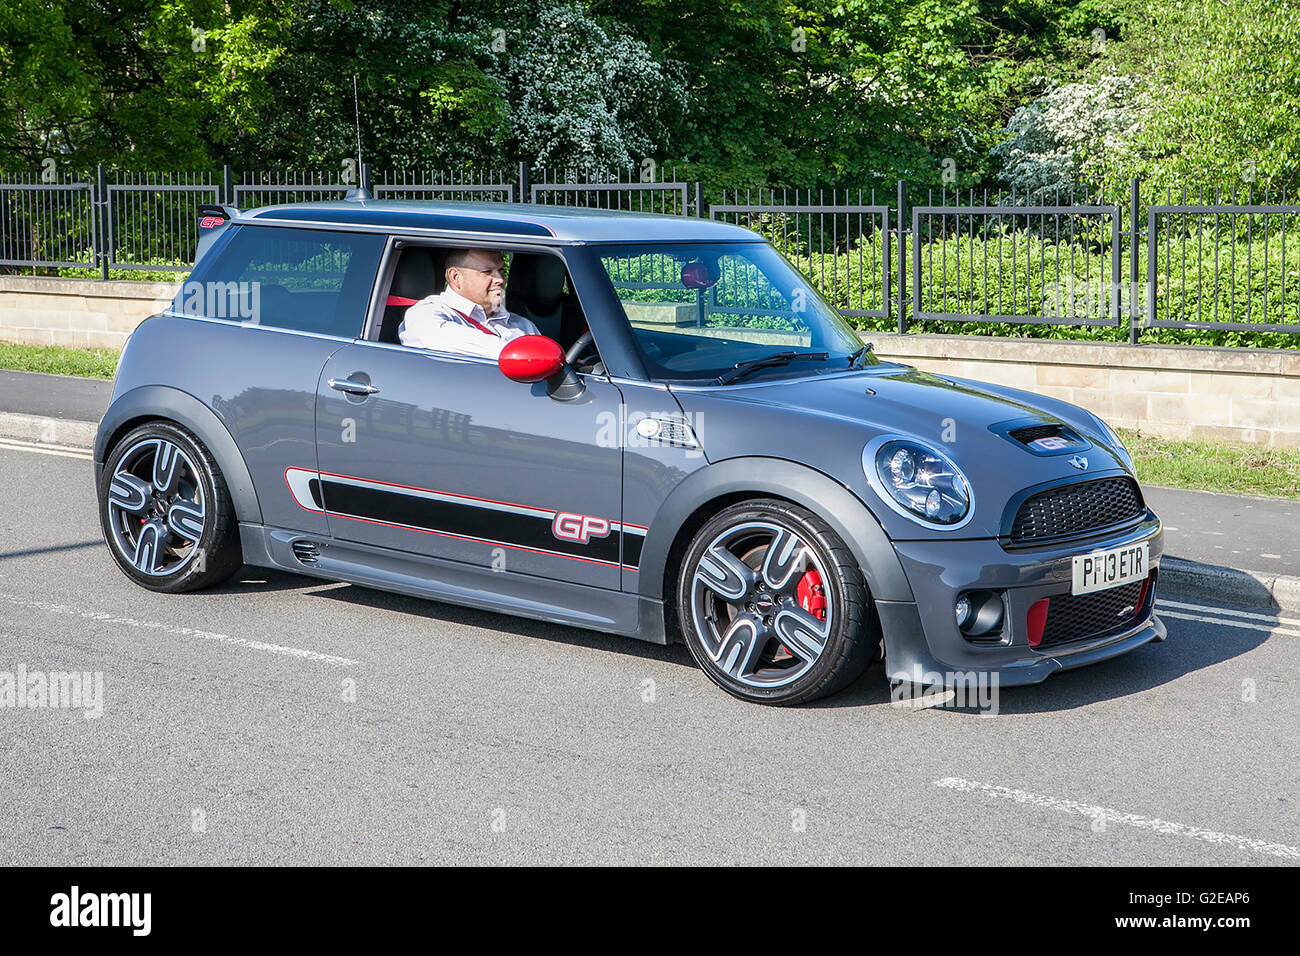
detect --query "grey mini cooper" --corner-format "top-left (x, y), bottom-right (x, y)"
top-left (95, 199), bottom-right (1165, 705)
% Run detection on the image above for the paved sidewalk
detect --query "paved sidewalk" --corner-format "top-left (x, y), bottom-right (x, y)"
top-left (1, 367), bottom-right (1296, 608)
top-left (0, 368), bottom-right (112, 421)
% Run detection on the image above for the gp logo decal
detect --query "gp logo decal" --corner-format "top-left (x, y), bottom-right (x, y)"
top-left (553, 513), bottom-right (611, 544)
top-left (284, 467), bottom-right (645, 568)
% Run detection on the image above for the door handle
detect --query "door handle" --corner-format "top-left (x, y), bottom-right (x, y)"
top-left (329, 378), bottom-right (380, 396)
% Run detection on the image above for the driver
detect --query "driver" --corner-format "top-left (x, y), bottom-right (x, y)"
top-left (399, 248), bottom-right (542, 358)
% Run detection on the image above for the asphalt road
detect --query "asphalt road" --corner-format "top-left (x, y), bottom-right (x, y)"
top-left (1144, 486), bottom-right (1300, 578)
top-left (0, 444), bottom-right (1296, 866)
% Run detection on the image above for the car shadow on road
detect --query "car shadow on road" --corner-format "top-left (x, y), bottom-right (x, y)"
top-left (204, 566), bottom-right (329, 595)
top-left (207, 568), bottom-right (1276, 712)
top-left (892, 620), bottom-right (1271, 717)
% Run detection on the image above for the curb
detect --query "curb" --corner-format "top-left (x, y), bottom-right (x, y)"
top-left (1159, 557), bottom-right (1300, 615)
top-left (0, 411), bottom-right (97, 450)
top-left (2, 410), bottom-right (1297, 614)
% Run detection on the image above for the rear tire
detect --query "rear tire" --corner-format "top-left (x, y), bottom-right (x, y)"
top-left (99, 421), bottom-right (243, 593)
top-left (676, 498), bottom-right (876, 705)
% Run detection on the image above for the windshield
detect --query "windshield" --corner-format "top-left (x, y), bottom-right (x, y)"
top-left (592, 241), bottom-right (876, 383)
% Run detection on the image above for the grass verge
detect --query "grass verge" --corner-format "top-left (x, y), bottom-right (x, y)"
top-left (1120, 428), bottom-right (1300, 499)
top-left (0, 342), bottom-right (119, 379)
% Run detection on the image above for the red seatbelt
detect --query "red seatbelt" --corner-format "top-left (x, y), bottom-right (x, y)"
top-left (450, 308), bottom-right (499, 337)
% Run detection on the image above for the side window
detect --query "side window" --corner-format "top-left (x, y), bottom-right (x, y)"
top-left (180, 226), bottom-right (385, 338)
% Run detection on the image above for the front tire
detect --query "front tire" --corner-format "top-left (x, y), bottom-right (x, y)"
top-left (98, 421), bottom-right (243, 592)
top-left (676, 499), bottom-right (875, 705)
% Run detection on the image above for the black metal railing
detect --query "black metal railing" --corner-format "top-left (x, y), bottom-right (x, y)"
top-left (3, 166), bottom-right (1298, 339)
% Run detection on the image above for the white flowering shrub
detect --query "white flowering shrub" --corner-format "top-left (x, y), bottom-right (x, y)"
top-left (488, 1), bottom-right (690, 173)
top-left (989, 74), bottom-right (1143, 200)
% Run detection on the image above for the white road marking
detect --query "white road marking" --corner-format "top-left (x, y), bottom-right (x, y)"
top-left (1260, 553), bottom-right (1283, 560)
top-left (1159, 598), bottom-right (1300, 628)
top-left (0, 437), bottom-right (92, 460)
top-left (891, 688), bottom-right (957, 710)
top-left (936, 777), bottom-right (1300, 862)
top-left (1156, 609), bottom-right (1300, 637)
top-left (0, 594), bottom-right (359, 667)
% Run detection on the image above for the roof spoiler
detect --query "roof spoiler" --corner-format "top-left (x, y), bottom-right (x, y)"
top-left (194, 204), bottom-right (240, 266)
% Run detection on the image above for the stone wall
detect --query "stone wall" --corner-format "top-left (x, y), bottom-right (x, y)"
top-left (1, 277), bottom-right (1296, 446)
top-left (0, 276), bottom-right (178, 350)
top-left (869, 334), bottom-right (1300, 448)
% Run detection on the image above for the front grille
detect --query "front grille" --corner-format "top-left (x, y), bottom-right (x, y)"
top-left (1039, 578), bottom-right (1148, 648)
top-left (1009, 477), bottom-right (1144, 544)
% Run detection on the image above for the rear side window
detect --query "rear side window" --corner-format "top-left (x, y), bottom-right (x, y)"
top-left (179, 226), bottom-right (385, 338)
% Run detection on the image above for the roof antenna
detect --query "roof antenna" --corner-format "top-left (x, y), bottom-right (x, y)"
top-left (345, 74), bottom-right (373, 202)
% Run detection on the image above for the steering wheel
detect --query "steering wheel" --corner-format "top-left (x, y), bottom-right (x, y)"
top-left (564, 329), bottom-right (604, 375)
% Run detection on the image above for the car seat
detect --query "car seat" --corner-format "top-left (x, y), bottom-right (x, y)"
top-left (379, 247), bottom-right (446, 344)
top-left (505, 254), bottom-right (586, 346)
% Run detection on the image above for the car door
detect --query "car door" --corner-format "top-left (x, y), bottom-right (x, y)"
top-left (312, 342), bottom-right (627, 590)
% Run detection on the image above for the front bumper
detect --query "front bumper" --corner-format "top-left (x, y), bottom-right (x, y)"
top-left (879, 513), bottom-right (1165, 687)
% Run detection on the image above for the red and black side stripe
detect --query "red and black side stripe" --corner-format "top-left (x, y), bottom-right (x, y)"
top-left (285, 468), bottom-right (646, 569)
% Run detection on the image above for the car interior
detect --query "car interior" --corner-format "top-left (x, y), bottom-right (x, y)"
top-left (375, 245), bottom-right (599, 371)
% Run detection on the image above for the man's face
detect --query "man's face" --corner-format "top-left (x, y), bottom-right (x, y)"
top-left (448, 250), bottom-right (506, 313)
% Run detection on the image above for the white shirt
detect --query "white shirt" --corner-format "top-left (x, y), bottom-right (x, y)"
top-left (398, 288), bottom-right (541, 359)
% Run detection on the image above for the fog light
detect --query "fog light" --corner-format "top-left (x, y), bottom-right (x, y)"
top-left (956, 590), bottom-right (1005, 640)
top-left (954, 595), bottom-right (972, 628)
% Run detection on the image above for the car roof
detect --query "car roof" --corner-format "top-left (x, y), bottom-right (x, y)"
top-left (238, 200), bottom-right (763, 244)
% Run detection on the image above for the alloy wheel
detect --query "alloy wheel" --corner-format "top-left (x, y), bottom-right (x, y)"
top-left (689, 520), bottom-right (833, 689)
top-left (105, 438), bottom-right (207, 577)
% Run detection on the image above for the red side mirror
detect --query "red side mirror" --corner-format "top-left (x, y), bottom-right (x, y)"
top-left (681, 261), bottom-right (719, 289)
top-left (499, 335), bottom-right (565, 383)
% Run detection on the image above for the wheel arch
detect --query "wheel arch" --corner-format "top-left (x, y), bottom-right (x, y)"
top-left (94, 385), bottom-right (263, 525)
top-left (642, 457), bottom-right (914, 609)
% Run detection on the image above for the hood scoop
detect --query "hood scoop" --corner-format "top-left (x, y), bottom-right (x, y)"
top-left (998, 419), bottom-right (1091, 456)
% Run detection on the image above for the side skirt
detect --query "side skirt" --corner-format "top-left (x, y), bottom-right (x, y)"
top-left (239, 523), bottom-right (667, 644)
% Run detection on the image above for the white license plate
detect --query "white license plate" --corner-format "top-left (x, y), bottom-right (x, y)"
top-left (1071, 542), bottom-right (1149, 596)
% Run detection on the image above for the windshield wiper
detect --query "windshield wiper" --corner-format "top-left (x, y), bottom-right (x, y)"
top-left (847, 342), bottom-right (874, 368)
top-left (716, 351), bottom-right (829, 385)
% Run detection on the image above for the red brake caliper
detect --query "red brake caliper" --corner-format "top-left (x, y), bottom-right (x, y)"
top-left (797, 569), bottom-right (827, 620)
top-left (778, 569), bottom-right (828, 659)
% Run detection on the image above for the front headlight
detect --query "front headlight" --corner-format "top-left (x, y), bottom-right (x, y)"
top-left (863, 438), bottom-right (973, 528)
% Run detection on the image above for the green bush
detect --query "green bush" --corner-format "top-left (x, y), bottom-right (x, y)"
top-left (770, 225), bottom-right (1300, 348)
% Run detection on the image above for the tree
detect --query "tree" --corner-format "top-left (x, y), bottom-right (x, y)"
top-left (1093, 0), bottom-right (1300, 195)
top-left (481, 2), bottom-right (688, 173)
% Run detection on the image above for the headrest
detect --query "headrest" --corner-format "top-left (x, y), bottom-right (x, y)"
top-left (508, 255), bottom-right (567, 314)
top-left (391, 247), bottom-right (445, 301)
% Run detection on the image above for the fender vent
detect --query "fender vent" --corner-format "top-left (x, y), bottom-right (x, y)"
top-left (292, 541), bottom-right (321, 566)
